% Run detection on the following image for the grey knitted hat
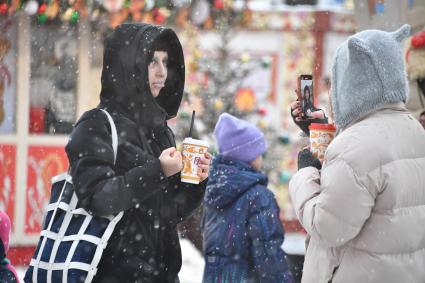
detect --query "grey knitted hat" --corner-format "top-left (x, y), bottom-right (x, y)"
top-left (331, 24), bottom-right (411, 130)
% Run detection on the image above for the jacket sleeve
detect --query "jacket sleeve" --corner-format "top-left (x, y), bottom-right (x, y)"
top-left (247, 189), bottom-right (294, 283)
top-left (169, 175), bottom-right (207, 223)
top-left (66, 117), bottom-right (168, 216)
top-left (289, 158), bottom-right (375, 248)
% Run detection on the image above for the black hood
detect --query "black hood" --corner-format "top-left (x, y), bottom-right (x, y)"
top-left (98, 23), bottom-right (185, 132)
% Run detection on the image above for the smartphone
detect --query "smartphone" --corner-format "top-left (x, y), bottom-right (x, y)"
top-left (298, 74), bottom-right (314, 119)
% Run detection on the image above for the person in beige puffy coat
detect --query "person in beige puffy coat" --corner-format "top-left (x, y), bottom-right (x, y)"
top-left (289, 24), bottom-right (425, 283)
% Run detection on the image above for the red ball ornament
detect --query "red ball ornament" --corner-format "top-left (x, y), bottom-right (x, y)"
top-left (0, 2), bottom-right (8, 14)
top-left (257, 107), bottom-right (267, 116)
top-left (412, 30), bottom-right (425, 49)
top-left (213, 0), bottom-right (224, 10)
top-left (155, 14), bottom-right (165, 24)
top-left (38, 3), bottom-right (47, 14)
top-left (152, 8), bottom-right (166, 24)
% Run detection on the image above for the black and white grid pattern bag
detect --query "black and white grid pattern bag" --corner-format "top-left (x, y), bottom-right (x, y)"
top-left (25, 109), bottom-right (123, 283)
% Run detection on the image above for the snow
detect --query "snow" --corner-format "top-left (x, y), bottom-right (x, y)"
top-left (179, 238), bottom-right (205, 283)
top-left (16, 238), bottom-right (204, 283)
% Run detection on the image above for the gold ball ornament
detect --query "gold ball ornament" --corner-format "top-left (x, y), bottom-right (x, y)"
top-left (240, 53), bottom-right (251, 63)
top-left (61, 8), bottom-right (74, 21)
top-left (188, 61), bottom-right (199, 72)
top-left (213, 99), bottom-right (224, 110)
top-left (258, 119), bottom-right (268, 129)
top-left (235, 88), bottom-right (256, 112)
top-left (45, 1), bottom-right (60, 19)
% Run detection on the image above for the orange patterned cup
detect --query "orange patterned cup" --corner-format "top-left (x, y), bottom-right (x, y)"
top-left (181, 137), bottom-right (209, 184)
top-left (309, 123), bottom-right (336, 163)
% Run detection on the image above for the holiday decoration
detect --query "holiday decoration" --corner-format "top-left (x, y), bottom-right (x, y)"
top-left (0, 3), bottom-right (8, 15)
top-left (213, 99), bottom-right (224, 111)
top-left (235, 87), bottom-right (256, 112)
top-left (45, 1), bottom-right (60, 19)
top-left (38, 3), bottom-right (47, 14)
top-left (261, 56), bottom-right (272, 69)
top-left (38, 12), bottom-right (48, 23)
top-left (257, 107), bottom-right (267, 116)
top-left (144, 0), bottom-right (155, 11)
top-left (70, 10), bottom-right (80, 23)
top-left (24, 0), bottom-right (39, 15)
top-left (103, 0), bottom-right (125, 12)
top-left (279, 170), bottom-right (291, 183)
top-left (190, 0), bottom-right (210, 26)
top-left (412, 30), bottom-right (425, 49)
top-left (0, 0), bottom-right (357, 34)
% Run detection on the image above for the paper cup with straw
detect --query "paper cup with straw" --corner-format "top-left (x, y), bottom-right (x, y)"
top-left (181, 111), bottom-right (209, 184)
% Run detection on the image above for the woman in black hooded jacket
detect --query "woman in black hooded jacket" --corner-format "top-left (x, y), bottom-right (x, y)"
top-left (65, 23), bottom-right (211, 283)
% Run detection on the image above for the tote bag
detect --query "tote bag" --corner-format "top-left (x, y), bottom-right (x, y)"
top-left (25, 109), bottom-right (123, 283)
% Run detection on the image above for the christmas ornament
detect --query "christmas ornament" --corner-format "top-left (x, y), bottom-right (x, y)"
top-left (45, 1), bottom-right (60, 19)
top-left (213, 0), bottom-right (224, 10)
top-left (103, 0), bottom-right (124, 12)
top-left (179, 111), bottom-right (190, 119)
top-left (70, 10), bottom-right (80, 23)
top-left (261, 56), bottom-right (272, 69)
top-left (412, 30), bottom-right (425, 49)
top-left (279, 170), bottom-right (291, 183)
top-left (0, 3), bottom-right (8, 15)
top-left (232, 0), bottom-right (244, 11)
top-left (278, 132), bottom-right (290, 144)
top-left (213, 99), bottom-right (223, 110)
top-left (61, 7), bottom-right (74, 21)
top-left (144, 0), bottom-right (154, 11)
top-left (90, 8), bottom-right (100, 20)
top-left (190, 0), bottom-right (210, 26)
top-left (189, 61), bottom-right (199, 72)
top-left (257, 107), bottom-right (267, 116)
top-left (153, 7), bottom-right (166, 24)
top-left (258, 118), bottom-right (267, 129)
top-left (235, 87), bottom-right (255, 112)
top-left (38, 12), bottom-right (48, 23)
top-left (24, 0), bottom-right (39, 15)
top-left (240, 53), bottom-right (250, 63)
top-left (38, 3), bottom-right (47, 14)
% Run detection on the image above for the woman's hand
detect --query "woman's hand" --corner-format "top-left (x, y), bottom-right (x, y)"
top-left (159, 147), bottom-right (183, 177)
top-left (290, 90), bottom-right (327, 135)
top-left (197, 152), bottom-right (212, 182)
top-left (291, 98), bottom-right (325, 121)
top-left (290, 100), bottom-right (303, 122)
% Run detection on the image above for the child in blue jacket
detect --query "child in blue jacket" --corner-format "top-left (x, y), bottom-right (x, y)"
top-left (202, 113), bottom-right (294, 283)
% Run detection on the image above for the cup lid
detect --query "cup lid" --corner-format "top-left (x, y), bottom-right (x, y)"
top-left (183, 137), bottom-right (209, 148)
top-left (309, 123), bottom-right (336, 131)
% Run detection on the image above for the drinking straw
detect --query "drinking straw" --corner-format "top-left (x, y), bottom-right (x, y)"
top-left (188, 110), bottom-right (195, 137)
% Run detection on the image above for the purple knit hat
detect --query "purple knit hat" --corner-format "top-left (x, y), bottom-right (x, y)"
top-left (0, 210), bottom-right (11, 254)
top-left (214, 113), bottom-right (267, 163)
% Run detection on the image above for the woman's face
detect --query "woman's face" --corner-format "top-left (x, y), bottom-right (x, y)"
top-left (148, 51), bottom-right (168, 97)
top-left (304, 88), bottom-right (310, 99)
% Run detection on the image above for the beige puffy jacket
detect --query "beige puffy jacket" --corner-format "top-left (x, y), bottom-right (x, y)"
top-left (289, 103), bottom-right (425, 283)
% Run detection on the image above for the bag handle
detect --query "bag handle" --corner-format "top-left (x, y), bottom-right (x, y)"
top-left (100, 109), bottom-right (118, 164)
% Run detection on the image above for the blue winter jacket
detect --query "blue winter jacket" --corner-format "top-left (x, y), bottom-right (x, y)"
top-left (202, 156), bottom-right (294, 283)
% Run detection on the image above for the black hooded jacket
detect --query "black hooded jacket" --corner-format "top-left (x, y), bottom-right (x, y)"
top-left (65, 23), bottom-right (206, 283)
